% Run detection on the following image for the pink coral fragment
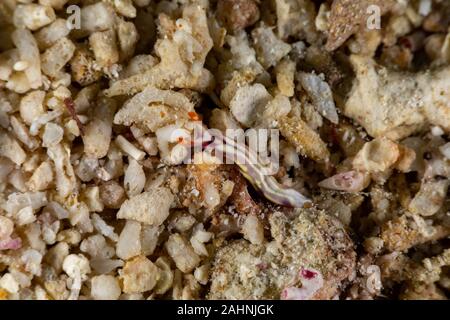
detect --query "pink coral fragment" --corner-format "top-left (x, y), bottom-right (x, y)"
top-left (0, 237), bottom-right (22, 250)
top-left (281, 268), bottom-right (324, 300)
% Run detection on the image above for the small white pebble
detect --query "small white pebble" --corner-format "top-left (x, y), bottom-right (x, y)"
top-left (21, 249), bottom-right (43, 276)
top-left (194, 264), bottom-right (210, 285)
top-left (142, 137), bottom-right (158, 156)
top-left (91, 275), bottom-right (121, 300)
top-left (63, 254), bottom-right (91, 279)
top-left (439, 142), bottom-right (450, 160)
top-left (419, 0), bottom-right (432, 16)
top-left (15, 206), bottom-right (36, 226)
top-left (242, 215), bottom-right (265, 245)
top-left (0, 216), bottom-right (14, 239)
top-left (423, 258), bottom-right (433, 271)
top-left (115, 135), bottom-right (145, 161)
top-left (46, 97), bottom-right (59, 109)
top-left (53, 86), bottom-right (71, 100)
top-left (42, 122), bottom-right (64, 147)
top-left (431, 126), bottom-right (444, 136)
top-left (0, 274), bottom-right (19, 294)
top-left (65, 119), bottom-right (81, 137)
top-left (13, 61), bottom-right (29, 72)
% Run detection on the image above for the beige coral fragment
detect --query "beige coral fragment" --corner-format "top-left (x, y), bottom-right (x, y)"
top-left (105, 5), bottom-right (214, 96)
top-left (117, 187), bottom-right (174, 226)
top-left (113, 87), bottom-right (194, 133)
top-left (325, 0), bottom-right (394, 51)
top-left (0, 130), bottom-right (26, 165)
top-left (279, 115), bottom-right (330, 162)
top-left (83, 98), bottom-right (116, 158)
top-left (345, 55), bottom-right (450, 140)
top-left (120, 255), bottom-right (159, 293)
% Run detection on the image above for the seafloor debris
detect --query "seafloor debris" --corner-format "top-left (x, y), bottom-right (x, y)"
top-left (0, 0), bottom-right (449, 301)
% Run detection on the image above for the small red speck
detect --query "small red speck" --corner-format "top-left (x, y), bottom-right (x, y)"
top-left (177, 137), bottom-right (184, 143)
top-left (301, 268), bottom-right (317, 280)
top-left (123, 129), bottom-right (135, 141)
top-left (399, 37), bottom-right (412, 50)
top-left (329, 125), bottom-right (339, 144)
top-left (188, 112), bottom-right (200, 121)
top-left (256, 263), bottom-right (268, 270)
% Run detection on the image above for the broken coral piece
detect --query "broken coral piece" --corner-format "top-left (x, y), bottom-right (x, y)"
top-left (281, 268), bottom-right (324, 300)
top-left (318, 170), bottom-right (370, 193)
top-left (345, 55), bottom-right (450, 140)
top-left (114, 87), bottom-right (194, 133)
top-left (326, 0), bottom-right (394, 51)
top-left (105, 5), bottom-right (214, 96)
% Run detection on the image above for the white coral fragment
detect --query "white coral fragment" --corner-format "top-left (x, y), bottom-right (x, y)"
top-left (114, 87), bottom-right (194, 133)
top-left (298, 72), bottom-right (338, 124)
top-left (116, 220), bottom-right (142, 260)
top-left (166, 233), bottom-right (200, 273)
top-left (47, 143), bottom-right (77, 198)
top-left (229, 83), bottom-right (271, 127)
top-left (252, 25), bottom-right (291, 68)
